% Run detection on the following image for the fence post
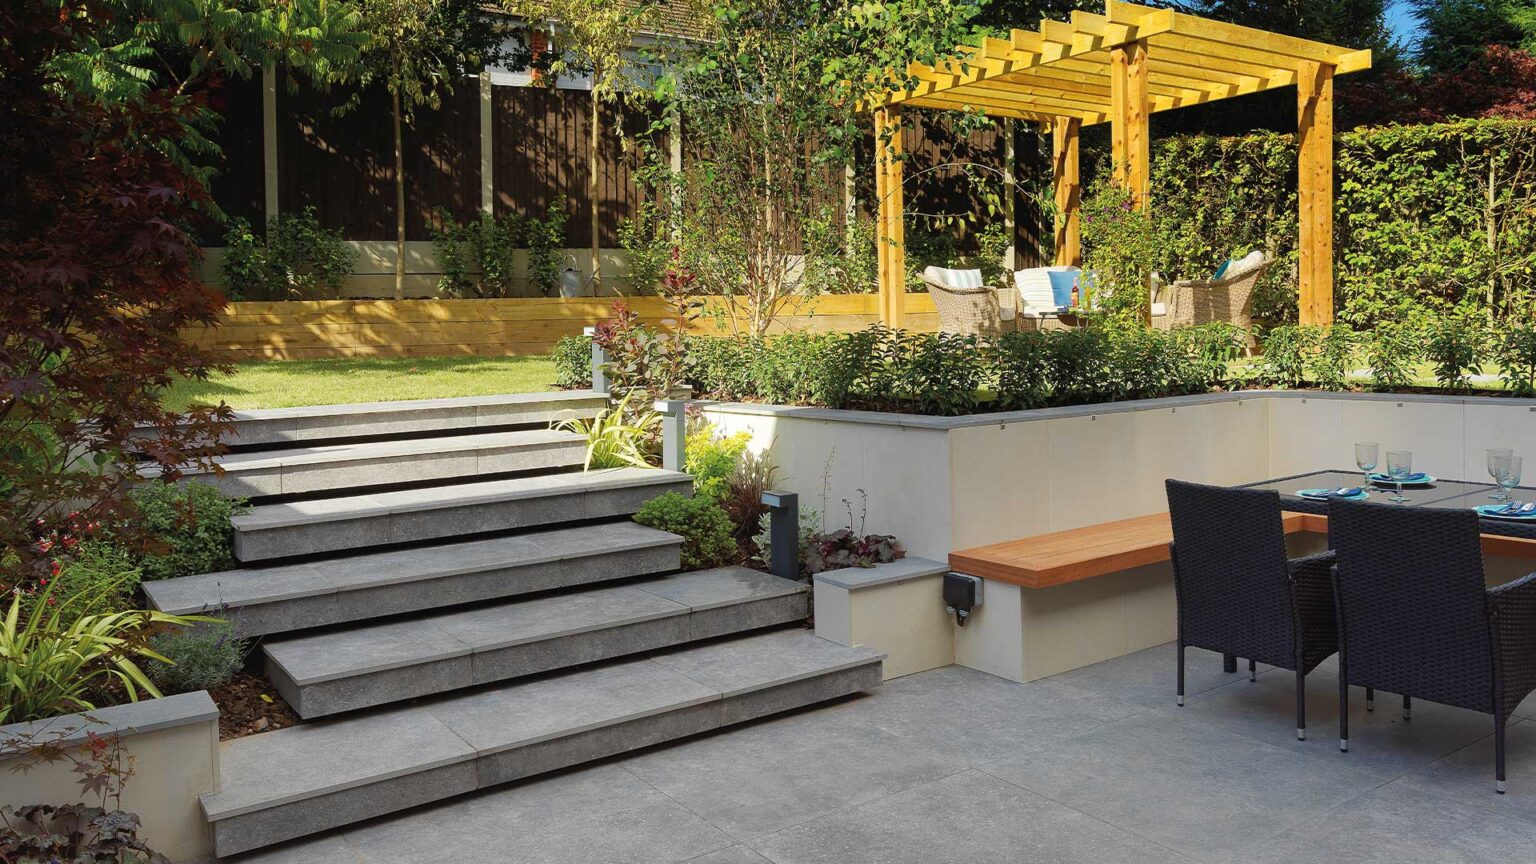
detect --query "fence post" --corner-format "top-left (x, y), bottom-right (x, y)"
top-left (583, 326), bottom-right (608, 395)
top-left (654, 400), bottom-right (686, 472)
top-left (760, 491), bottom-right (800, 582)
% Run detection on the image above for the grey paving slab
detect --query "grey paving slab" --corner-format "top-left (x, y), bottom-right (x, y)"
top-left (750, 769), bottom-right (1194, 864)
top-left (981, 707), bottom-right (1384, 862)
top-left (1180, 667), bottom-right (1497, 779)
top-left (648, 629), bottom-right (884, 698)
top-left (145, 522), bottom-right (682, 635)
top-left (684, 846), bottom-right (774, 864)
top-left (234, 764), bottom-right (734, 864)
top-left (1398, 718), bottom-right (1536, 821)
top-left (622, 706), bottom-right (961, 841)
top-left (267, 616), bottom-right (474, 684)
top-left (432, 584), bottom-right (687, 651)
top-left (1238, 781), bottom-right (1536, 864)
top-left (637, 566), bottom-right (806, 610)
top-left (1047, 641), bottom-right (1272, 710)
top-left (826, 664), bottom-right (1141, 766)
top-left (221, 391), bottom-right (606, 446)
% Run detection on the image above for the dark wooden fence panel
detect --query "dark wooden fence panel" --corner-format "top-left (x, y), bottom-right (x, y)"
top-left (275, 71), bottom-right (480, 241)
top-left (492, 86), bottom-right (663, 248)
top-left (203, 75), bottom-right (266, 244)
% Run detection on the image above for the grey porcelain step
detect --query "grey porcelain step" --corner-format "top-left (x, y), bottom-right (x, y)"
top-left (230, 467), bottom-right (693, 562)
top-left (202, 630), bottom-right (885, 857)
top-left (264, 567), bottom-right (810, 718)
top-left (165, 429), bottom-right (586, 498)
top-left (218, 391), bottom-right (606, 448)
top-left (143, 522), bottom-right (682, 637)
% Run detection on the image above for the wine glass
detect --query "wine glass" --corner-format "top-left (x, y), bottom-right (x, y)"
top-left (1499, 455), bottom-right (1523, 504)
top-left (1386, 450), bottom-right (1413, 504)
top-left (1355, 442), bottom-right (1379, 493)
top-left (1488, 448), bottom-right (1514, 501)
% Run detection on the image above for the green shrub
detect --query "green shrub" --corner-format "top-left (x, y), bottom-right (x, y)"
top-left (1365, 324), bottom-right (1420, 391)
top-left (124, 482), bottom-right (247, 581)
top-left (1495, 323), bottom-right (1536, 397)
top-left (1311, 324), bottom-right (1356, 391)
top-left (892, 332), bottom-right (986, 416)
top-left (146, 619), bottom-right (247, 695)
top-left (685, 335), bottom-right (762, 402)
top-left (1046, 328), bottom-right (1115, 405)
top-left (685, 425), bottom-right (751, 501)
top-left (221, 208), bottom-right (355, 300)
top-left (526, 204), bottom-right (567, 295)
top-left (551, 334), bottom-right (592, 390)
top-left (1425, 314), bottom-right (1485, 391)
top-left (430, 211), bottom-right (524, 298)
top-left (551, 392), bottom-right (659, 470)
top-left (633, 492), bottom-right (737, 570)
top-left (1260, 324), bottom-right (1318, 388)
top-left (993, 331), bottom-right (1051, 410)
top-left (29, 541), bottom-right (140, 626)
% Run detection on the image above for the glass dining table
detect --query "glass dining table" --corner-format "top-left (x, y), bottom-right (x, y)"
top-left (1238, 469), bottom-right (1536, 540)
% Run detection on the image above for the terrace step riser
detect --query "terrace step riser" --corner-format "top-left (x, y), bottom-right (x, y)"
top-left (220, 394), bottom-right (606, 449)
top-left (184, 440), bottom-right (586, 499)
top-left (269, 592), bottom-right (810, 718)
top-left (208, 661), bottom-right (882, 858)
top-left (231, 478), bottom-right (693, 562)
top-left (183, 543), bottom-right (682, 638)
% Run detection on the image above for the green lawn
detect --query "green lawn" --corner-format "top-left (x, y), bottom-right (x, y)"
top-left (162, 355), bottom-right (561, 412)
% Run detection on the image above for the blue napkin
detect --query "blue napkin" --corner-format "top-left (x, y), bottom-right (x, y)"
top-left (1301, 487), bottom-right (1362, 499)
top-left (1498, 502), bottom-right (1536, 516)
top-left (1369, 472), bottom-right (1427, 483)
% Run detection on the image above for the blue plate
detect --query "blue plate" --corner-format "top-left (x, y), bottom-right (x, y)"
top-left (1476, 503), bottom-right (1536, 520)
top-left (1298, 488), bottom-right (1370, 501)
top-left (1368, 472), bottom-right (1435, 486)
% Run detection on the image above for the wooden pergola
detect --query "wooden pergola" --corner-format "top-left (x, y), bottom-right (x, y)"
top-left (865, 0), bottom-right (1371, 327)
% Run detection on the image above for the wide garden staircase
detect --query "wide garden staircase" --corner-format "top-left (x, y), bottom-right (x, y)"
top-left (142, 391), bottom-right (885, 859)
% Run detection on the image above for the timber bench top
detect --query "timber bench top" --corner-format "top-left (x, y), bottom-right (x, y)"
top-left (948, 512), bottom-right (1321, 589)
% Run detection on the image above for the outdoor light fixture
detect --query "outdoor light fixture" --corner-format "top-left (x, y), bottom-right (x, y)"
top-left (943, 572), bottom-right (983, 627)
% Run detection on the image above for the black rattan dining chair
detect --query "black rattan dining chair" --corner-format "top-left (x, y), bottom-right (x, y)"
top-left (1166, 479), bottom-right (1338, 740)
top-left (1329, 499), bottom-right (1536, 793)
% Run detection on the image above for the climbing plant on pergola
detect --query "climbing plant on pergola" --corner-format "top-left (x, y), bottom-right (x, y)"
top-left (862, 0), bottom-right (1371, 328)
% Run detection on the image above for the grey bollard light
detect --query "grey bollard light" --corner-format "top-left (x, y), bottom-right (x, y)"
top-left (583, 326), bottom-right (608, 395)
top-left (761, 491), bottom-right (800, 582)
top-left (654, 400), bottom-right (686, 472)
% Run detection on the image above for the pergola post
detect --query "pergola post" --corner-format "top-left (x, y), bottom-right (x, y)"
top-left (874, 107), bottom-right (906, 328)
top-left (1297, 60), bottom-right (1335, 326)
top-left (1052, 117), bottom-right (1082, 267)
top-left (1109, 40), bottom-right (1151, 208)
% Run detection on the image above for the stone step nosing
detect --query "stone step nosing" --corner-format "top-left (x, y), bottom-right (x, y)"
top-left (470, 691), bottom-right (726, 760)
top-left (144, 528), bottom-right (685, 614)
top-left (173, 430), bottom-right (586, 475)
top-left (200, 747), bottom-right (479, 823)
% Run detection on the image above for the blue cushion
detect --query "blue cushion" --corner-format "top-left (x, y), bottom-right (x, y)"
top-left (1212, 259), bottom-right (1231, 280)
top-left (1047, 269), bottom-right (1077, 306)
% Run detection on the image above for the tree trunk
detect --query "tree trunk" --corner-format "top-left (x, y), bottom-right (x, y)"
top-left (589, 76), bottom-right (601, 295)
top-left (392, 87), bottom-right (406, 301)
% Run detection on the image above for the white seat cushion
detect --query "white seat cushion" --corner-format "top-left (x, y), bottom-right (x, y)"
top-left (1151, 301), bottom-right (1167, 317)
top-left (1222, 250), bottom-right (1266, 281)
top-left (922, 266), bottom-right (985, 289)
top-left (1012, 266), bottom-right (1077, 314)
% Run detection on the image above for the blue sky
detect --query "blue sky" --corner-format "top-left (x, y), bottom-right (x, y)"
top-left (1384, 0), bottom-right (1423, 50)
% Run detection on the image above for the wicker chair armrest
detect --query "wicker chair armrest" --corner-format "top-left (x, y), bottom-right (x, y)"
top-left (1288, 550), bottom-right (1339, 668)
top-left (1489, 571), bottom-right (1536, 714)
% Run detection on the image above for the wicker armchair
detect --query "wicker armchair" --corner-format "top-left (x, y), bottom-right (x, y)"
top-left (1166, 480), bottom-right (1338, 741)
top-left (921, 266), bottom-right (1015, 337)
top-left (1329, 500), bottom-right (1536, 793)
top-left (1153, 252), bottom-right (1272, 331)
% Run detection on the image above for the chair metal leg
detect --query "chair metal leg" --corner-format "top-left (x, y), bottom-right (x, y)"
top-left (1365, 687), bottom-right (1374, 712)
top-left (1295, 669), bottom-right (1306, 740)
top-left (1223, 653), bottom-right (1237, 674)
top-left (1338, 674), bottom-right (1350, 752)
top-left (1177, 643), bottom-right (1186, 707)
top-left (1496, 713), bottom-right (1507, 794)
top-left (1249, 658), bottom-right (1257, 683)
top-left (1403, 694), bottom-right (1412, 721)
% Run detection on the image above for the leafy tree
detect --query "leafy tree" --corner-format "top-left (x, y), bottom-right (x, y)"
top-left (0, 0), bottom-right (364, 586)
top-left (510, 0), bottom-right (656, 294)
top-left (351, 0), bottom-right (510, 299)
top-left (1413, 0), bottom-right (1536, 73)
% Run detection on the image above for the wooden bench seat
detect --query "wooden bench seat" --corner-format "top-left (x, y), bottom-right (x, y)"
top-left (948, 512), bottom-right (1323, 589)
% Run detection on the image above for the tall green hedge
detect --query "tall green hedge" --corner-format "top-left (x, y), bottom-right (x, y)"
top-left (1139, 119), bottom-right (1536, 328)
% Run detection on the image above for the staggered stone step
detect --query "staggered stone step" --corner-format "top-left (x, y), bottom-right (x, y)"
top-left (215, 391), bottom-right (607, 448)
top-left (143, 522), bottom-right (683, 637)
top-left (163, 428), bottom-right (587, 499)
top-left (202, 630), bottom-right (884, 858)
top-left (229, 467), bottom-right (693, 562)
top-left (264, 567), bottom-right (810, 718)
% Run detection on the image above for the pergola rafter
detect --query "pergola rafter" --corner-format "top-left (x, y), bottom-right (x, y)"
top-left (863, 0), bottom-right (1371, 328)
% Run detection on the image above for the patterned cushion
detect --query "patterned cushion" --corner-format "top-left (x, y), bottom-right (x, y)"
top-left (1223, 250), bottom-right (1266, 281)
top-left (922, 266), bottom-right (985, 289)
top-left (1013, 266), bottom-right (1078, 312)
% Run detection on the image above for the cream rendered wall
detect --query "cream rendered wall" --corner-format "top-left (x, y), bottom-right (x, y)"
top-left (0, 713), bottom-right (219, 862)
top-left (698, 409), bottom-right (955, 561)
